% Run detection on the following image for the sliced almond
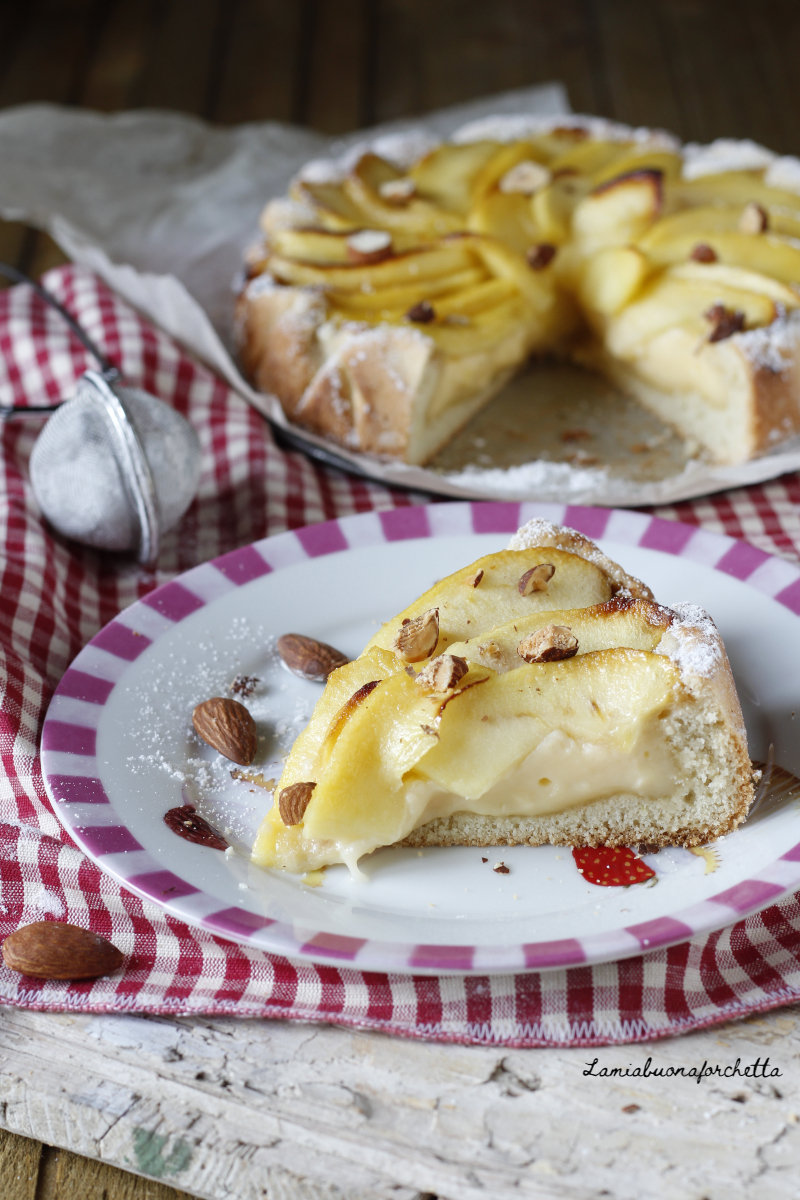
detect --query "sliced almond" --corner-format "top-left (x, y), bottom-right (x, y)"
top-left (517, 624), bottom-right (578, 663)
top-left (518, 563), bottom-right (555, 595)
top-left (415, 654), bottom-right (468, 692)
top-left (739, 201), bottom-right (768, 234)
top-left (379, 177), bottom-right (416, 203)
top-left (467, 569), bottom-right (484, 588)
top-left (192, 697), bottom-right (257, 765)
top-left (346, 229), bottom-right (392, 262)
top-left (277, 633), bottom-right (349, 682)
top-left (278, 781), bottom-right (316, 826)
top-left (392, 608), bottom-right (439, 662)
top-left (476, 640), bottom-right (503, 664)
top-left (499, 160), bottom-right (551, 195)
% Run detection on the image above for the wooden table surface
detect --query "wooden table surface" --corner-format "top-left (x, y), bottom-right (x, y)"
top-left (2, 2), bottom-right (800, 1198)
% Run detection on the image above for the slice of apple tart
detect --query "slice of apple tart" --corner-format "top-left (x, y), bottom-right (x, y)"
top-left (238, 115), bottom-right (800, 467)
top-left (252, 521), bottom-right (753, 877)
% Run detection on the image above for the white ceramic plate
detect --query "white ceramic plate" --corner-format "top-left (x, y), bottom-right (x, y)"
top-left (41, 503), bottom-right (800, 974)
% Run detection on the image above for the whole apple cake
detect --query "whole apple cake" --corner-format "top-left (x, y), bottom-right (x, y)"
top-left (237, 115), bottom-right (800, 467)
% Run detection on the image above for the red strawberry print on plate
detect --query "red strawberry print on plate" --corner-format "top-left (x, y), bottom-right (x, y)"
top-left (572, 846), bottom-right (656, 887)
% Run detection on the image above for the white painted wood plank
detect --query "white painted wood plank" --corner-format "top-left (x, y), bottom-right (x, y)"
top-left (1, 1004), bottom-right (800, 1199)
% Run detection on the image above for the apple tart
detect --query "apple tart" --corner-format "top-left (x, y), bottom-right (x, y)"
top-left (252, 520), bottom-right (753, 877)
top-left (237, 115), bottom-right (800, 468)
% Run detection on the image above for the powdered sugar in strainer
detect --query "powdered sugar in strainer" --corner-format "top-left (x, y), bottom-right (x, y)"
top-left (0, 264), bottom-right (201, 563)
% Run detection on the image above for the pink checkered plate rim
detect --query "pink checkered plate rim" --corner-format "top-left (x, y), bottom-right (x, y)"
top-left (40, 502), bottom-right (800, 975)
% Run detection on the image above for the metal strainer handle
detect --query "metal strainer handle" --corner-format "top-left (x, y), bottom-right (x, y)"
top-left (0, 262), bottom-right (120, 419)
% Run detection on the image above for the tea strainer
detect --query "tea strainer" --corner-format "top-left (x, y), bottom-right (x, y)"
top-left (0, 264), bottom-right (201, 564)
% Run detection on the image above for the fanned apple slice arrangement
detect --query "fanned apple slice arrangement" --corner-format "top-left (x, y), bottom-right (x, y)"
top-left (238, 120), bottom-right (800, 466)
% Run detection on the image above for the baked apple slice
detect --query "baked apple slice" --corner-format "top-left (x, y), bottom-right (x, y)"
top-left (268, 241), bottom-right (476, 290)
top-left (413, 649), bottom-right (679, 799)
top-left (531, 175), bottom-right (590, 242)
top-left (639, 204), bottom-right (749, 248)
top-left (639, 228), bottom-right (800, 282)
top-left (289, 180), bottom-right (365, 232)
top-left (573, 169), bottom-right (664, 249)
top-left (547, 137), bottom-right (635, 179)
top-left (667, 261), bottom-right (800, 307)
top-left (467, 190), bottom-right (539, 254)
top-left (446, 596), bottom-right (674, 674)
top-left (364, 547), bottom-right (616, 660)
top-left (325, 266), bottom-right (486, 320)
top-left (579, 245), bottom-right (651, 315)
top-left (470, 141), bottom-right (549, 199)
top-left (669, 170), bottom-right (800, 213)
top-left (342, 153), bottom-right (462, 236)
top-left (410, 141), bottom-right (508, 214)
top-left (606, 275), bottom-right (777, 359)
top-left (590, 148), bottom-right (682, 186)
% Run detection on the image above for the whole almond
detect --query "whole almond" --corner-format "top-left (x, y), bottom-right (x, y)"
top-left (392, 608), bottom-right (439, 662)
top-left (518, 563), bottom-right (555, 595)
top-left (277, 633), bottom-right (349, 682)
top-left (193, 697), bottom-right (257, 765)
top-left (517, 624), bottom-right (578, 663)
top-left (278, 781), bottom-right (316, 826)
top-left (2, 922), bottom-right (124, 980)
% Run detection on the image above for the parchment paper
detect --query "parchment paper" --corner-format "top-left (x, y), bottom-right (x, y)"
top-left (2, 82), bottom-right (800, 507)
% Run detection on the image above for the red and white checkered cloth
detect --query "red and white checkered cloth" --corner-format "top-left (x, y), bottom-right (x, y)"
top-left (3, 265), bottom-right (800, 1046)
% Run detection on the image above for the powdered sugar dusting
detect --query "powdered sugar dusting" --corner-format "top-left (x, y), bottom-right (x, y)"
top-left (508, 517), bottom-right (583, 551)
top-left (446, 459), bottom-right (610, 501)
top-left (508, 517), bottom-right (617, 574)
top-left (295, 130), bottom-right (439, 189)
top-left (682, 138), bottom-right (775, 179)
top-left (659, 602), bottom-right (722, 679)
top-left (294, 114), bottom-right (680, 191)
top-left (245, 273), bottom-right (278, 300)
top-left (452, 113), bottom-right (679, 151)
top-left (296, 157), bottom-right (347, 185)
top-left (738, 309), bottom-right (800, 375)
top-left (371, 129), bottom-right (439, 168)
top-left (765, 156), bottom-right (800, 195)
top-left (120, 615), bottom-right (336, 849)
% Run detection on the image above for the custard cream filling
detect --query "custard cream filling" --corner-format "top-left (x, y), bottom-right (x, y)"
top-left (266, 721), bottom-right (678, 878)
top-left (409, 724), bottom-right (677, 823)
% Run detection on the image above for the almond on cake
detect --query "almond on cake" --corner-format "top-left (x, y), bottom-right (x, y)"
top-left (237, 117), bottom-right (800, 468)
top-left (251, 520), bottom-right (754, 878)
